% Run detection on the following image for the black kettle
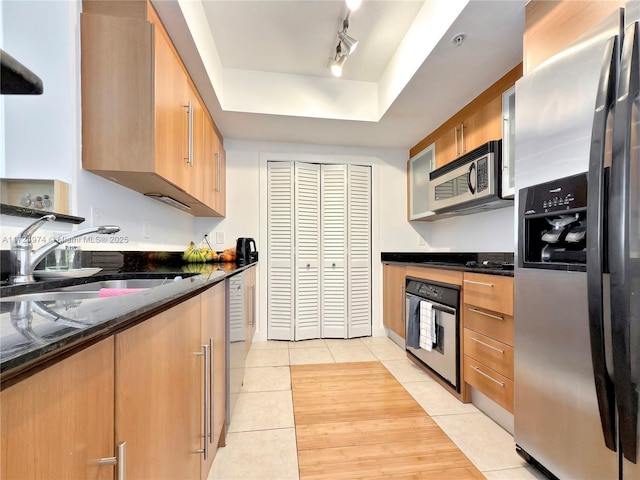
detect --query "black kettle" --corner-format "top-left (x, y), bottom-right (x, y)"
top-left (236, 238), bottom-right (258, 264)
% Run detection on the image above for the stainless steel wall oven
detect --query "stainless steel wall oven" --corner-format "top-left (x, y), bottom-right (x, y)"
top-left (405, 276), bottom-right (461, 392)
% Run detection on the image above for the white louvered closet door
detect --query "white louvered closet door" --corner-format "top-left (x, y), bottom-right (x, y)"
top-left (267, 161), bottom-right (295, 341)
top-left (294, 163), bottom-right (321, 340)
top-left (347, 165), bottom-right (372, 337)
top-left (320, 165), bottom-right (348, 338)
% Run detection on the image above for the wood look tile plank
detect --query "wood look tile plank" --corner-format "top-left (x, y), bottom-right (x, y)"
top-left (291, 361), bottom-right (484, 480)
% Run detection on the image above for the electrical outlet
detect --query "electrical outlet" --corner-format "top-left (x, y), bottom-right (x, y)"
top-left (216, 231), bottom-right (225, 244)
top-left (418, 235), bottom-right (426, 246)
top-left (142, 220), bottom-right (151, 240)
top-left (91, 206), bottom-right (103, 227)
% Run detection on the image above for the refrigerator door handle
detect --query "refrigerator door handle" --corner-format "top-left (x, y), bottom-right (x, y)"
top-left (611, 20), bottom-right (639, 464)
top-left (586, 34), bottom-right (619, 453)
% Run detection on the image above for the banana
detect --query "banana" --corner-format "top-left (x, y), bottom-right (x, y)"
top-left (182, 241), bottom-right (197, 261)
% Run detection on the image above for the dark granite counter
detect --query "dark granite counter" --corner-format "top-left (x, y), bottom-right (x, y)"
top-left (381, 252), bottom-right (514, 277)
top-left (0, 259), bottom-right (255, 387)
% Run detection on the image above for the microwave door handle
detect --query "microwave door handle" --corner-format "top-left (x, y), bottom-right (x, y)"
top-left (611, 21), bottom-right (639, 463)
top-left (587, 34), bottom-right (618, 453)
top-left (467, 163), bottom-right (476, 195)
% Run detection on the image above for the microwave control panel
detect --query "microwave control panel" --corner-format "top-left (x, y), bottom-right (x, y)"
top-left (477, 157), bottom-right (488, 193)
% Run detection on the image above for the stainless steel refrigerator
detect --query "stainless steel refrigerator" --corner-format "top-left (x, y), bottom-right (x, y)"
top-left (514, 2), bottom-right (640, 479)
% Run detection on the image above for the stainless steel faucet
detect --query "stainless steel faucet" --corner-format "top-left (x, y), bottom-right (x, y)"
top-left (9, 214), bottom-right (121, 284)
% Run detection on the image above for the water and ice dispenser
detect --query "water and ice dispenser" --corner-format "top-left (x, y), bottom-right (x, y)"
top-left (518, 173), bottom-right (588, 271)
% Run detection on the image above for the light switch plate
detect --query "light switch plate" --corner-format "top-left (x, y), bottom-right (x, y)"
top-left (216, 231), bottom-right (225, 244)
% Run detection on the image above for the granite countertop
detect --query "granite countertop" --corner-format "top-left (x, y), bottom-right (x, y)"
top-left (381, 252), bottom-right (514, 277)
top-left (0, 260), bottom-right (255, 385)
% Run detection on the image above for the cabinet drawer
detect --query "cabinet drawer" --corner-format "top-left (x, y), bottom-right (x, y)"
top-left (464, 355), bottom-right (514, 413)
top-left (463, 328), bottom-right (514, 379)
top-left (463, 273), bottom-right (513, 315)
top-left (464, 304), bottom-right (514, 346)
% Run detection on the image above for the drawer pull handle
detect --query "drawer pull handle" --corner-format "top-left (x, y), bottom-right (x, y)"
top-left (471, 336), bottom-right (505, 354)
top-left (464, 279), bottom-right (494, 287)
top-left (469, 307), bottom-right (504, 321)
top-left (471, 365), bottom-right (505, 387)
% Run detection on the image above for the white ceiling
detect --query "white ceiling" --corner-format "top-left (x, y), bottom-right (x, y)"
top-left (154, 0), bottom-right (527, 152)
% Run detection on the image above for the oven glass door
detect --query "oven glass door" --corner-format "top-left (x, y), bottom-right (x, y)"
top-left (405, 293), bottom-right (458, 389)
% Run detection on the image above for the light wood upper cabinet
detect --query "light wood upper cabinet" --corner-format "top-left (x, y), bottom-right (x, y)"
top-left (202, 114), bottom-right (227, 216)
top-left (1, 338), bottom-right (115, 480)
top-left (81, 0), bottom-right (225, 217)
top-left (523, 0), bottom-right (625, 74)
top-left (411, 64), bottom-right (522, 169)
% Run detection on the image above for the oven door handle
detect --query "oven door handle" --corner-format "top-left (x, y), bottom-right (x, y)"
top-left (405, 294), bottom-right (456, 316)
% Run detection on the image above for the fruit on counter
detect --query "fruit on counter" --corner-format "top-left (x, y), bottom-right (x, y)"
top-left (219, 247), bottom-right (237, 262)
top-left (182, 241), bottom-right (206, 263)
top-left (200, 247), bottom-right (219, 262)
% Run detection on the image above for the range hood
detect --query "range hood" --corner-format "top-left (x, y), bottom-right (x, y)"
top-left (1, 49), bottom-right (43, 95)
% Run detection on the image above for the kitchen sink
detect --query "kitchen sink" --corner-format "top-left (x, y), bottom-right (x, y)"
top-left (0, 277), bottom-right (186, 303)
top-left (59, 278), bottom-right (178, 292)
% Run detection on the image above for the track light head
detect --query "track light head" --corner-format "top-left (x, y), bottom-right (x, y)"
top-left (346, 0), bottom-right (362, 11)
top-left (329, 43), bottom-right (348, 77)
top-left (338, 30), bottom-right (358, 54)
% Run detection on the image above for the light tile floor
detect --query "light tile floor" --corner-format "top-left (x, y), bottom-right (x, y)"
top-left (210, 337), bottom-right (548, 480)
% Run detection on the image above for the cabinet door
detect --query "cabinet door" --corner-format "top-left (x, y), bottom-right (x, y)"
top-left (115, 297), bottom-right (202, 479)
top-left (463, 95), bottom-right (502, 153)
top-left (216, 142), bottom-right (227, 216)
top-left (382, 264), bottom-right (406, 338)
top-left (1, 338), bottom-right (115, 480)
top-left (501, 86), bottom-right (516, 198)
top-left (434, 126), bottom-right (458, 169)
top-left (245, 266), bottom-right (257, 353)
top-left (153, 15), bottom-right (191, 192)
top-left (409, 145), bottom-right (435, 219)
top-left (201, 282), bottom-right (227, 479)
top-left (202, 122), bottom-right (226, 216)
top-left (188, 90), bottom-right (205, 202)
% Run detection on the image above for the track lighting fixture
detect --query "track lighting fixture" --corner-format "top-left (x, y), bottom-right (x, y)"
top-left (328, 11), bottom-right (359, 77)
top-left (329, 43), bottom-right (348, 77)
top-left (346, 0), bottom-right (362, 11)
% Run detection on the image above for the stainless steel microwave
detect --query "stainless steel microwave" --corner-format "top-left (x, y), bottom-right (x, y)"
top-left (429, 140), bottom-right (512, 214)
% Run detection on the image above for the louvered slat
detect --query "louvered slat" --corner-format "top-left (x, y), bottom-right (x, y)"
top-left (295, 163), bottom-right (321, 340)
top-left (267, 161), bottom-right (294, 340)
top-left (348, 165), bottom-right (372, 337)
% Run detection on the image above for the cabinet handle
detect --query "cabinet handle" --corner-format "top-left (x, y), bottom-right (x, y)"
top-left (216, 152), bottom-right (221, 192)
top-left (460, 122), bottom-right (465, 154)
top-left (209, 338), bottom-right (214, 445)
top-left (463, 279), bottom-right (494, 287)
top-left (195, 344), bottom-right (210, 460)
top-left (470, 365), bottom-right (505, 387)
top-left (468, 307), bottom-right (504, 321)
top-left (454, 126), bottom-right (459, 156)
top-left (470, 336), bottom-right (505, 354)
top-left (99, 441), bottom-right (126, 480)
top-left (184, 102), bottom-right (194, 166)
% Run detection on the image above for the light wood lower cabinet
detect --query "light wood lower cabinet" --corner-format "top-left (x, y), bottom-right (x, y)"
top-left (201, 281), bottom-right (227, 480)
top-left (116, 296), bottom-right (202, 479)
top-left (0, 338), bottom-right (115, 480)
top-left (245, 266), bottom-right (257, 353)
top-left (1, 282), bottom-right (228, 480)
top-left (382, 263), bottom-right (406, 339)
top-left (462, 272), bottom-right (514, 412)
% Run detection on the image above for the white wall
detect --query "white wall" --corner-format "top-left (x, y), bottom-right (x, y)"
top-left (1, 0), bottom-right (197, 251)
